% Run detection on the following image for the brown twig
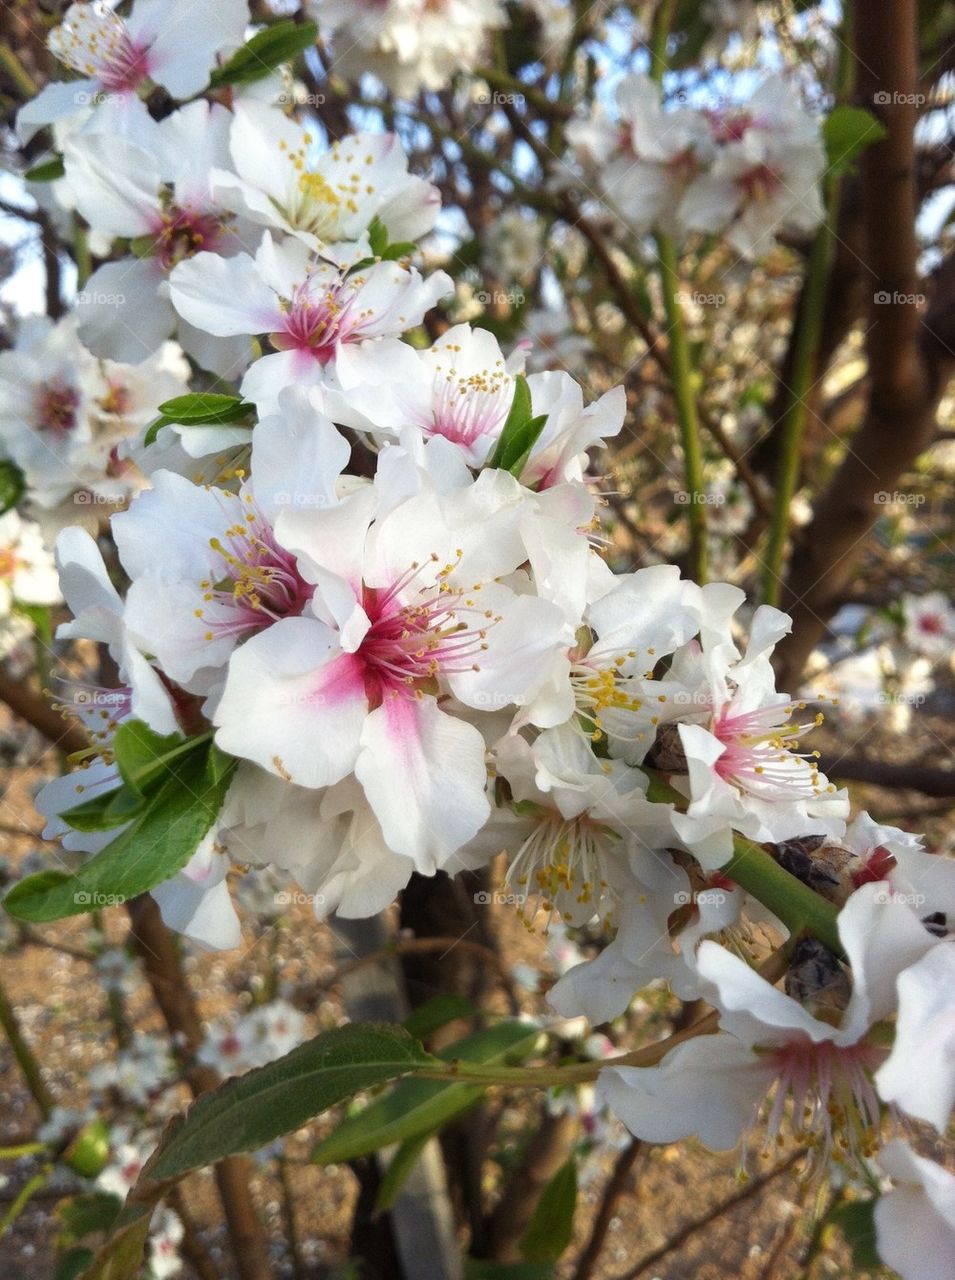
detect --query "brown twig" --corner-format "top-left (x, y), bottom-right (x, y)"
top-left (485, 1109), bottom-right (579, 1262)
top-left (572, 1137), bottom-right (645, 1280)
top-left (606, 1148), bottom-right (805, 1280)
top-left (127, 897), bottom-right (272, 1280)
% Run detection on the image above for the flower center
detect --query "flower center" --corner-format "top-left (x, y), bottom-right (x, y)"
top-left (424, 359), bottom-right (512, 448)
top-left (918, 613), bottom-right (944, 635)
top-left (712, 701), bottom-right (833, 800)
top-left (195, 495), bottom-right (313, 642)
top-left (736, 162), bottom-right (782, 203)
top-left (357, 554), bottom-right (498, 703)
top-left (762, 1037), bottom-right (884, 1170)
top-left (153, 205), bottom-right (227, 270)
top-left (36, 380), bottom-right (80, 435)
top-left (504, 809), bottom-right (617, 931)
top-left (271, 272), bottom-right (364, 362)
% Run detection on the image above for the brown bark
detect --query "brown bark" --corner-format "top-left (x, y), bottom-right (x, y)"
top-left (485, 1110), bottom-right (579, 1263)
top-left (126, 898), bottom-right (273, 1280)
top-left (774, 0), bottom-right (955, 689)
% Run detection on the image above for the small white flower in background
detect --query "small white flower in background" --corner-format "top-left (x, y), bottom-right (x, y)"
top-left (245, 1000), bottom-right (307, 1063)
top-left (310, 0), bottom-right (507, 98)
top-left (568, 74), bottom-right (715, 235)
top-left (197, 1016), bottom-right (259, 1075)
top-left (36, 1106), bottom-right (89, 1147)
top-left (902, 591), bottom-right (955, 658)
top-left (0, 510), bottom-right (62, 615)
top-left (0, 316), bottom-right (189, 526)
top-left (680, 80), bottom-right (825, 257)
top-left (97, 1135), bottom-right (156, 1199)
top-left (874, 1140), bottom-right (955, 1280)
top-left (483, 211), bottom-right (544, 283)
top-left (89, 1033), bottom-right (175, 1104)
top-left (94, 947), bottom-right (139, 996)
top-left (198, 1001), bottom-right (307, 1074)
top-left (149, 1209), bottom-right (185, 1279)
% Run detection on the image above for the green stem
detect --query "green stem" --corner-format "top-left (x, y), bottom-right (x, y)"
top-left (0, 980), bottom-right (53, 1119)
top-left (0, 1143), bottom-right (47, 1159)
top-left (0, 1166), bottom-right (52, 1237)
top-left (761, 18), bottom-right (855, 605)
top-left (73, 216), bottom-right (92, 290)
top-left (720, 834), bottom-right (843, 956)
top-left (657, 232), bottom-right (709, 582)
top-left (0, 42), bottom-right (38, 100)
top-left (649, 0), bottom-right (677, 84)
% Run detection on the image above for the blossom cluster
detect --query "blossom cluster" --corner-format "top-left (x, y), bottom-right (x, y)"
top-left (569, 75), bottom-right (826, 258)
top-left (2, 6), bottom-right (952, 1276)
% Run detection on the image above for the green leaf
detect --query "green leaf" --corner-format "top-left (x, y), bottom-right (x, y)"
top-left (60, 786), bottom-right (147, 834)
top-left (145, 393), bottom-right (254, 445)
top-left (823, 106), bottom-right (887, 174)
top-left (484, 377), bottom-right (547, 479)
top-left (55, 1250), bottom-right (96, 1280)
top-left (154, 1023), bottom-right (435, 1180)
top-left (112, 720), bottom-right (208, 796)
top-left (75, 1214), bottom-right (152, 1280)
top-left (367, 215), bottom-right (389, 258)
top-left (208, 20), bottom-right (317, 88)
top-left (57, 1192), bottom-right (122, 1242)
top-left (402, 994), bottom-right (476, 1041)
top-left (4, 742), bottom-right (236, 922)
top-left (822, 1197), bottom-right (881, 1270)
top-left (25, 156), bottom-right (65, 182)
top-left (520, 1158), bottom-right (577, 1263)
top-left (313, 1022), bottom-right (539, 1164)
top-left (374, 1131), bottom-right (432, 1214)
top-left (0, 460), bottom-right (25, 515)
top-left (156, 392), bottom-right (254, 424)
top-left (380, 240), bottom-right (417, 261)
